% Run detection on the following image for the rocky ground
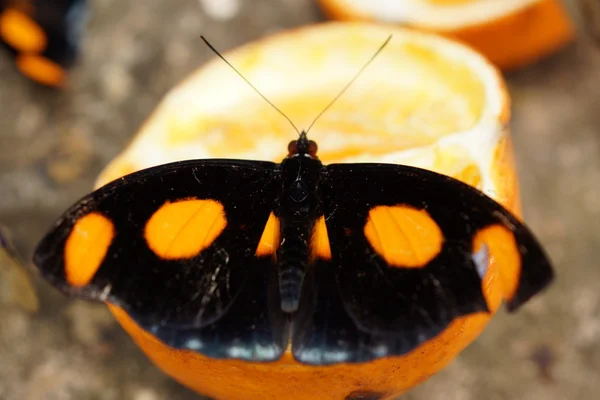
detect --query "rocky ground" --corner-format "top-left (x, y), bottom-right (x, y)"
top-left (0, 0), bottom-right (599, 399)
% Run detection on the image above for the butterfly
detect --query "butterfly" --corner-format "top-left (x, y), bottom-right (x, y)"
top-left (32, 129), bottom-right (554, 364)
top-left (0, 0), bottom-right (88, 86)
top-left (32, 35), bottom-right (554, 365)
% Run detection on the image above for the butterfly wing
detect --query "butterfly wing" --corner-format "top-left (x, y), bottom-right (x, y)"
top-left (33, 159), bottom-right (287, 361)
top-left (0, 0), bottom-right (88, 86)
top-left (292, 163), bottom-right (553, 364)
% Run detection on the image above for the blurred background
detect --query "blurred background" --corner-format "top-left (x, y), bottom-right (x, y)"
top-left (0, 0), bottom-right (599, 399)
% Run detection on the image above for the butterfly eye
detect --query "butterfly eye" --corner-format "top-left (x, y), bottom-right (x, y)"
top-left (287, 140), bottom-right (298, 156)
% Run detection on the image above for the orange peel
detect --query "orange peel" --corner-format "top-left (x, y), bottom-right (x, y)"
top-left (318, 0), bottom-right (575, 70)
top-left (96, 22), bottom-right (521, 399)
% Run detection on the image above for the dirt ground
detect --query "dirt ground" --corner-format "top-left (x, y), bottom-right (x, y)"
top-left (1, 0), bottom-right (599, 399)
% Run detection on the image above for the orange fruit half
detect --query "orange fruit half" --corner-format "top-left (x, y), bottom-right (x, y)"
top-left (318, 0), bottom-right (575, 70)
top-left (97, 22), bottom-right (520, 400)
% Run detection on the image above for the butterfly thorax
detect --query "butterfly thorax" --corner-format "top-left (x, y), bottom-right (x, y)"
top-left (277, 134), bottom-right (323, 313)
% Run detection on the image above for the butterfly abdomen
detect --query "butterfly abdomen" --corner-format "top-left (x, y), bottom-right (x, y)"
top-left (278, 223), bottom-right (310, 313)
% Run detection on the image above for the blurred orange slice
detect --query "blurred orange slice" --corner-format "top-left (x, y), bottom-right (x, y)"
top-left (97, 22), bottom-right (522, 399)
top-left (318, 0), bottom-right (575, 70)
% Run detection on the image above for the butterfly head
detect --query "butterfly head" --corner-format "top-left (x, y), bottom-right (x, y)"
top-left (287, 131), bottom-right (318, 159)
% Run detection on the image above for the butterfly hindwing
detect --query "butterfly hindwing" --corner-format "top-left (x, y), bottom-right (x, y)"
top-left (292, 163), bottom-right (553, 363)
top-left (34, 159), bottom-right (288, 360)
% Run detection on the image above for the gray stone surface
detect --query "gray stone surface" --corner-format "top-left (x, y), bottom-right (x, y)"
top-left (0, 0), bottom-right (597, 399)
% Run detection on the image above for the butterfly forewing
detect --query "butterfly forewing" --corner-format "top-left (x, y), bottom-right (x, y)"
top-left (291, 163), bottom-right (553, 363)
top-left (34, 159), bottom-right (288, 361)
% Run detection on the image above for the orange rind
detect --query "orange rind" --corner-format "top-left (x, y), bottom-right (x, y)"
top-left (318, 0), bottom-right (575, 70)
top-left (96, 22), bottom-right (521, 399)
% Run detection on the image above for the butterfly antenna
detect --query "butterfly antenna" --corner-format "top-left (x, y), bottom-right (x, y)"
top-left (200, 36), bottom-right (301, 136)
top-left (305, 34), bottom-right (392, 134)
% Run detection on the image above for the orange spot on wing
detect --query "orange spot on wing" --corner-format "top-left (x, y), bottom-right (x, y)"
top-left (145, 198), bottom-right (226, 260)
top-left (0, 8), bottom-right (47, 52)
top-left (473, 224), bottom-right (521, 303)
top-left (16, 54), bottom-right (66, 87)
top-left (364, 205), bottom-right (443, 268)
top-left (255, 212), bottom-right (280, 257)
top-left (65, 212), bottom-right (114, 286)
top-left (310, 216), bottom-right (331, 261)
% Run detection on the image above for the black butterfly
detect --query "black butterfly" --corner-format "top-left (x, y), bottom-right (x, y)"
top-left (33, 129), bottom-right (553, 364)
top-left (0, 0), bottom-right (88, 86)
